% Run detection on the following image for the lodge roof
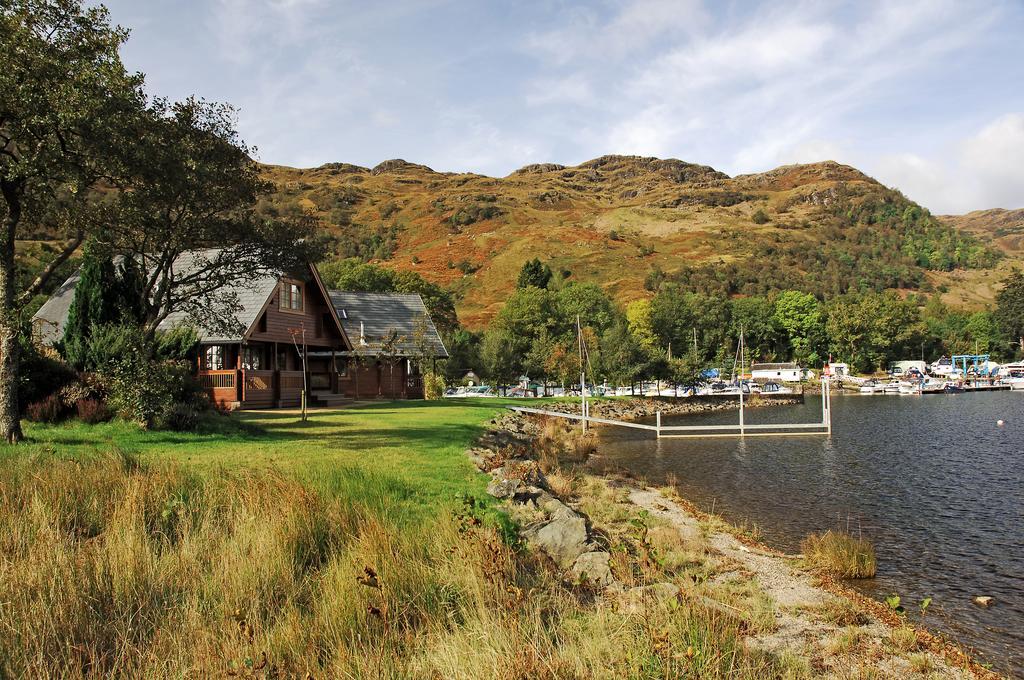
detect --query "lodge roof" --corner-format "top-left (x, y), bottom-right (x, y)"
top-left (329, 291), bottom-right (448, 358)
top-left (32, 249), bottom-right (306, 345)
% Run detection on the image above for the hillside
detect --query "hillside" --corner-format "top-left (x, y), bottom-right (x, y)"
top-left (933, 209), bottom-right (1024, 307)
top-left (259, 156), bottom-right (998, 327)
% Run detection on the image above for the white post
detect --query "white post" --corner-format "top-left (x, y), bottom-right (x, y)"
top-left (739, 385), bottom-right (744, 436)
top-left (826, 377), bottom-right (832, 435)
top-left (656, 410), bottom-right (662, 439)
top-left (821, 377), bottom-right (827, 425)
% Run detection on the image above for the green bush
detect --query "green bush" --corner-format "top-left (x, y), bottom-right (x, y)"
top-left (423, 372), bottom-right (446, 400)
top-left (156, 403), bottom-right (202, 431)
top-left (751, 209), bottom-right (770, 224)
top-left (107, 358), bottom-right (202, 429)
top-left (81, 323), bottom-right (146, 373)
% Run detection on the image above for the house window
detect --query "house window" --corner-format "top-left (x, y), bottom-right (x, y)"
top-left (280, 281), bottom-right (304, 312)
top-left (242, 346), bottom-right (263, 371)
top-left (204, 345), bottom-right (224, 371)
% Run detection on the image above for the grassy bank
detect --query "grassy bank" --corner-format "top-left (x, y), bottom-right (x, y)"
top-left (1, 399), bottom-right (789, 678)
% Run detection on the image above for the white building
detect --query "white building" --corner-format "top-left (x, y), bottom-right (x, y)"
top-left (750, 362), bottom-right (803, 382)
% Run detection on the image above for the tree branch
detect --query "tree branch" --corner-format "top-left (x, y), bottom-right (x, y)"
top-left (16, 231), bottom-right (84, 305)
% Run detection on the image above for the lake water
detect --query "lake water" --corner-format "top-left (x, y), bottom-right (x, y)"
top-left (590, 392), bottom-right (1024, 676)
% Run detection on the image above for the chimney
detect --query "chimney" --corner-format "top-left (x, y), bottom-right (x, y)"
top-left (359, 321), bottom-right (366, 345)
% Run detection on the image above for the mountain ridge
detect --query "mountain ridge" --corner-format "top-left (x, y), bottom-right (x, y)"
top-left (258, 155), bottom-right (1004, 327)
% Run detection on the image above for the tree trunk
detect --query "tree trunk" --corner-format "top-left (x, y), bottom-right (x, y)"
top-left (0, 182), bottom-right (24, 443)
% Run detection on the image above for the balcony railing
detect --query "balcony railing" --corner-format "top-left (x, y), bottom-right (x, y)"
top-left (198, 370), bottom-right (236, 389)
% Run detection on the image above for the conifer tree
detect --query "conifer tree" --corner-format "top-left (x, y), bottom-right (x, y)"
top-left (62, 244), bottom-right (120, 370)
top-left (116, 255), bottom-right (146, 324)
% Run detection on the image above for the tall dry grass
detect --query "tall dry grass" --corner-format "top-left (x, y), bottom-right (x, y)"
top-left (536, 417), bottom-right (597, 474)
top-left (0, 453), bottom-right (790, 678)
top-left (801, 530), bottom-right (877, 579)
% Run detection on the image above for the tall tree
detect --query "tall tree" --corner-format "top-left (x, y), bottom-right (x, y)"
top-left (61, 242), bottom-right (120, 369)
top-left (825, 291), bottom-right (924, 372)
top-left (555, 282), bottom-right (616, 334)
top-left (625, 299), bottom-right (658, 351)
top-left (98, 97), bottom-right (323, 340)
top-left (995, 270), bottom-right (1024, 354)
top-left (1, 0), bottom-right (144, 442)
top-left (480, 325), bottom-right (519, 394)
top-left (773, 290), bottom-right (824, 365)
top-left (730, 296), bottom-right (782, 362)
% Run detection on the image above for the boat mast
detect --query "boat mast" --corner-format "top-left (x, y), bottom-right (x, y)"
top-left (738, 327), bottom-right (745, 436)
top-left (578, 315), bottom-right (587, 433)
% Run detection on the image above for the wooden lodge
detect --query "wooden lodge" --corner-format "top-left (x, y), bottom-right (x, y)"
top-left (31, 252), bottom-right (449, 409)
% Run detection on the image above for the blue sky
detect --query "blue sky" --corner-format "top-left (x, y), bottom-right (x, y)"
top-left (99, 0), bottom-right (1024, 214)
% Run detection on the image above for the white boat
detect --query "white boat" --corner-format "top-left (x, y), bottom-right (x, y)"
top-left (859, 379), bottom-right (879, 394)
top-left (998, 363), bottom-right (1024, 389)
top-left (930, 356), bottom-right (954, 377)
top-left (760, 381), bottom-right (793, 394)
top-left (881, 381), bottom-right (905, 394)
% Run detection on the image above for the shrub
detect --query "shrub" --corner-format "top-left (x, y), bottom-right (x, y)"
top-left (422, 372), bottom-right (445, 400)
top-left (18, 339), bottom-right (76, 414)
top-left (25, 394), bottom-right (67, 423)
top-left (76, 398), bottom-right (113, 424)
top-left (751, 209), bottom-right (770, 224)
top-left (107, 358), bottom-right (203, 429)
top-left (83, 323), bottom-right (147, 373)
top-left (156, 403), bottom-right (201, 432)
top-left (801, 530), bottom-right (876, 578)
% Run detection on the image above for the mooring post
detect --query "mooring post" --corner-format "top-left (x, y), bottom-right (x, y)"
top-left (826, 377), bottom-right (832, 436)
top-left (656, 410), bottom-right (662, 439)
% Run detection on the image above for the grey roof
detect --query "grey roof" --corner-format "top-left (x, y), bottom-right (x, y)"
top-left (31, 269), bottom-right (83, 345)
top-left (157, 250), bottom-right (280, 343)
top-left (329, 291), bottom-right (448, 358)
top-left (31, 249), bottom-right (280, 345)
top-left (751, 362), bottom-right (801, 371)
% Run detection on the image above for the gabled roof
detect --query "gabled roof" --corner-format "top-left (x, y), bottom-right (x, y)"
top-left (329, 291), bottom-right (448, 358)
top-left (158, 249), bottom-right (281, 343)
top-left (32, 249), bottom-right (337, 346)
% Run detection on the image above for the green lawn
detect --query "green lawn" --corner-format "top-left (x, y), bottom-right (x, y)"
top-left (15, 398), bottom-right (521, 525)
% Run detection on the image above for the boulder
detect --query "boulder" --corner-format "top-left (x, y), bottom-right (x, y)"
top-left (486, 475), bottom-right (521, 499)
top-left (527, 511), bottom-right (590, 566)
top-left (571, 551), bottom-right (616, 588)
top-left (973, 596), bottom-right (994, 607)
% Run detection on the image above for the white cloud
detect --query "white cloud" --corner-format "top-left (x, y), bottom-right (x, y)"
top-left (870, 114), bottom-right (1024, 214)
top-left (525, 0), bottom-right (708, 64)
top-left (874, 152), bottom-right (961, 211)
top-left (961, 113), bottom-right (1024, 210)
